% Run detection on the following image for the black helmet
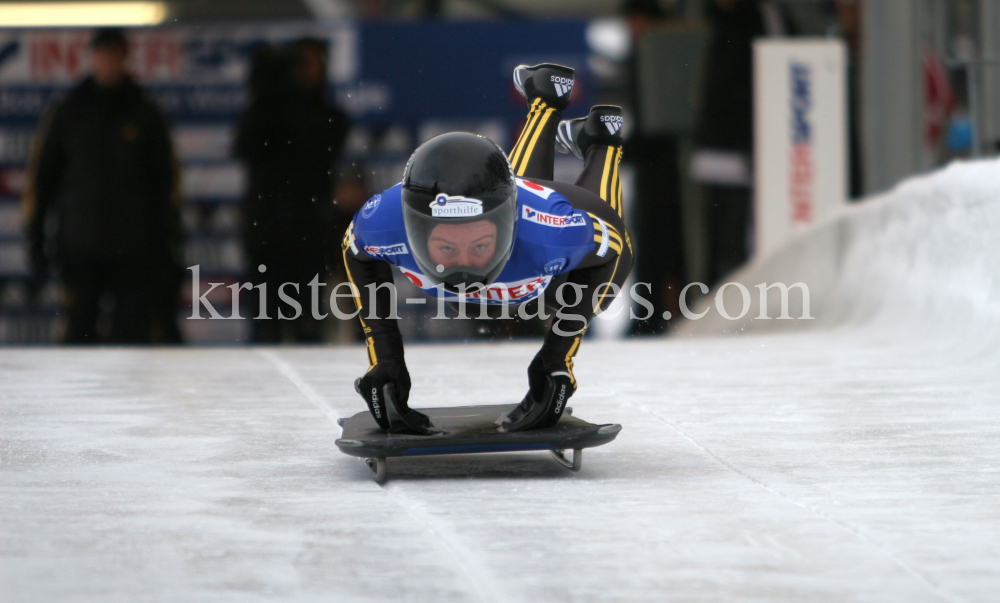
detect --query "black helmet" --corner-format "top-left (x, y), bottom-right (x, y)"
top-left (401, 132), bottom-right (518, 294)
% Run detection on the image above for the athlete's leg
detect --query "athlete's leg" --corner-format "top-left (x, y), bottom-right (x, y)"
top-left (557, 106), bottom-right (625, 218)
top-left (508, 64), bottom-right (575, 180)
top-left (575, 144), bottom-right (624, 219)
top-left (509, 99), bottom-right (562, 180)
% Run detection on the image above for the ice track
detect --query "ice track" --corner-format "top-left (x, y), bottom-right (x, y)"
top-left (3, 160), bottom-right (1000, 602)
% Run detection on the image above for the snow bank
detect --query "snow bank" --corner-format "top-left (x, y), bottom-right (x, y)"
top-left (678, 158), bottom-right (1000, 352)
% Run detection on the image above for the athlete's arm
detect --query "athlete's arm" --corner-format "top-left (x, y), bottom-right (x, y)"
top-left (342, 223), bottom-right (406, 366)
top-left (533, 190), bottom-right (633, 396)
top-left (342, 221), bottom-right (415, 431)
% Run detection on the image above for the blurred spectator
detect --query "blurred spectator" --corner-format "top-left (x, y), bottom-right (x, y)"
top-left (235, 38), bottom-right (353, 343)
top-left (621, 0), bottom-right (688, 337)
top-left (22, 28), bottom-right (183, 344)
top-left (692, 0), bottom-right (794, 287)
top-left (829, 0), bottom-right (864, 197)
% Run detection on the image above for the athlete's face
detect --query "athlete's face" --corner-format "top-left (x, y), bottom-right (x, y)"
top-left (427, 220), bottom-right (497, 271)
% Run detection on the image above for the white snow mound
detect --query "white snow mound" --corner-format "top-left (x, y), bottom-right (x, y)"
top-left (678, 158), bottom-right (1000, 353)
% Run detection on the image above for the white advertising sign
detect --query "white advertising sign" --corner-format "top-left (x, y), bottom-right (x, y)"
top-left (753, 39), bottom-right (847, 259)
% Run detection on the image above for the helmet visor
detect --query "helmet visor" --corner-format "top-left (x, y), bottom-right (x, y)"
top-left (402, 202), bottom-right (516, 292)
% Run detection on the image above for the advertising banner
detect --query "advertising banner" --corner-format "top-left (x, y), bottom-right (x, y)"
top-left (753, 39), bottom-right (847, 260)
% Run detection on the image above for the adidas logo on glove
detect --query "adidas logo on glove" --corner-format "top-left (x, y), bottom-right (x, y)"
top-left (601, 114), bottom-right (623, 134)
top-left (550, 75), bottom-right (574, 97)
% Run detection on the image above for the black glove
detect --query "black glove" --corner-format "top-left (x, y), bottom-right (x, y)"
top-left (499, 354), bottom-right (576, 432)
top-left (354, 359), bottom-right (436, 435)
top-left (528, 353), bottom-right (576, 404)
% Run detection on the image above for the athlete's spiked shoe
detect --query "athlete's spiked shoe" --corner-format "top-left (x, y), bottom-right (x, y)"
top-left (555, 105), bottom-right (624, 160)
top-left (513, 63), bottom-right (575, 110)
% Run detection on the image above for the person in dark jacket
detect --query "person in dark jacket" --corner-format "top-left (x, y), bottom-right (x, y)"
top-left (235, 38), bottom-right (352, 343)
top-left (621, 0), bottom-right (688, 336)
top-left (23, 28), bottom-right (182, 344)
top-left (692, 0), bottom-right (792, 286)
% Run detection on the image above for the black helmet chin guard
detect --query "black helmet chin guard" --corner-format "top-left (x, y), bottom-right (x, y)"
top-left (401, 132), bottom-right (518, 295)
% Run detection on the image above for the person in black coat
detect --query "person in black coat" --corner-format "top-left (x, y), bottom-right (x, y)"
top-left (621, 0), bottom-right (688, 336)
top-left (693, 0), bottom-right (793, 286)
top-left (235, 38), bottom-right (352, 343)
top-left (23, 28), bottom-right (182, 344)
